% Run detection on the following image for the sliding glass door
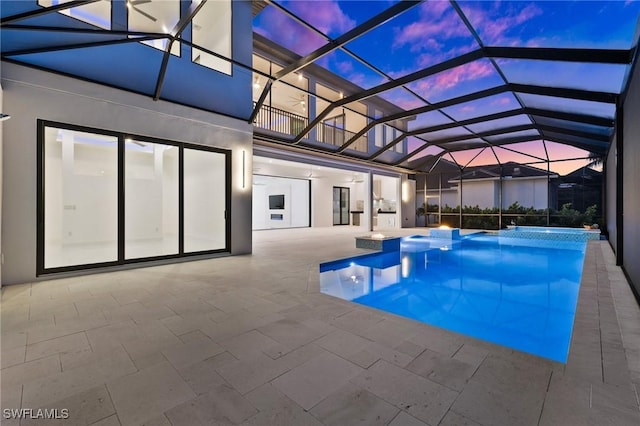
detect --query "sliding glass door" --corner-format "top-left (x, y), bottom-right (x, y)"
top-left (184, 148), bottom-right (227, 253)
top-left (333, 186), bottom-right (350, 226)
top-left (42, 126), bottom-right (119, 269)
top-left (38, 121), bottom-right (230, 275)
top-left (125, 139), bottom-right (179, 259)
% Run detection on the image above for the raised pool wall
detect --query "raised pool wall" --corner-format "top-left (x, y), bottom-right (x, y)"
top-left (499, 226), bottom-right (601, 242)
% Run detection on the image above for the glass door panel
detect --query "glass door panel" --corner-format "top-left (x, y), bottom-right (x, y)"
top-left (341, 187), bottom-right (350, 225)
top-left (333, 187), bottom-right (341, 225)
top-left (43, 126), bottom-right (118, 268)
top-left (333, 186), bottom-right (350, 225)
top-left (184, 148), bottom-right (227, 253)
top-left (125, 140), bottom-right (179, 259)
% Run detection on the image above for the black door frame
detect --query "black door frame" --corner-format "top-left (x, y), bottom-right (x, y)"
top-left (333, 186), bottom-right (350, 226)
top-left (36, 119), bottom-right (232, 276)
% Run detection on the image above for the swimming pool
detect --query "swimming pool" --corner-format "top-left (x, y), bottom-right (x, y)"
top-left (320, 234), bottom-right (587, 363)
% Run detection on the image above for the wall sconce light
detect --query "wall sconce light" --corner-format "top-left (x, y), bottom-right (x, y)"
top-left (0, 113), bottom-right (10, 121)
top-left (242, 149), bottom-right (246, 189)
top-left (401, 180), bottom-right (410, 203)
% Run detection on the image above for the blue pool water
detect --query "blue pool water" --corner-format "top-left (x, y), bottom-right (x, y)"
top-left (320, 234), bottom-right (587, 362)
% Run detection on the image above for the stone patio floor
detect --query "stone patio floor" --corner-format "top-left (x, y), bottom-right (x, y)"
top-left (1, 227), bottom-right (639, 425)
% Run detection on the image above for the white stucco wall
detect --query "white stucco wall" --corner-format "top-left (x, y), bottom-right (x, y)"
top-left (1, 63), bottom-right (253, 285)
top-left (502, 178), bottom-right (549, 209)
top-left (459, 180), bottom-right (498, 208)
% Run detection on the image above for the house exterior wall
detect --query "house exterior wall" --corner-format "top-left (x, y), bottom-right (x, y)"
top-left (1, 63), bottom-right (253, 285)
top-left (606, 134), bottom-right (617, 255)
top-left (502, 178), bottom-right (549, 209)
top-left (460, 180), bottom-right (498, 209)
top-left (440, 190), bottom-right (458, 209)
top-left (0, 83), bottom-right (3, 287)
top-left (622, 55), bottom-right (640, 297)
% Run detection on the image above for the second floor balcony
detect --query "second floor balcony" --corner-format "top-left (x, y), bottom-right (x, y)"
top-left (253, 103), bottom-right (368, 153)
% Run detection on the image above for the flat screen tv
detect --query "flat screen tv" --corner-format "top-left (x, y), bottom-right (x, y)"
top-left (269, 194), bottom-right (285, 210)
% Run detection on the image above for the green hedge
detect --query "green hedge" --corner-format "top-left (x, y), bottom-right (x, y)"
top-left (417, 202), bottom-right (600, 230)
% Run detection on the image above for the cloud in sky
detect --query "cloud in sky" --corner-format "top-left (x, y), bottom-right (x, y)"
top-left (464, 2), bottom-right (543, 46)
top-left (379, 88), bottom-right (425, 110)
top-left (460, 0), bottom-right (640, 49)
top-left (443, 93), bottom-right (520, 121)
top-left (392, 1), bottom-right (471, 52)
top-left (491, 96), bottom-right (514, 106)
top-left (315, 50), bottom-right (388, 89)
top-left (410, 60), bottom-right (496, 101)
top-left (283, 0), bottom-right (356, 37)
top-left (253, 6), bottom-right (327, 56)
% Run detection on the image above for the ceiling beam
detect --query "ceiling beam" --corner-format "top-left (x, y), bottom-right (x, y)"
top-left (527, 108), bottom-right (614, 127)
top-left (1, 24), bottom-right (165, 37)
top-left (510, 83), bottom-right (617, 104)
top-left (537, 124), bottom-right (610, 142)
top-left (1, 36), bottom-right (166, 57)
top-left (484, 46), bottom-right (633, 64)
top-left (540, 132), bottom-right (609, 148)
top-left (427, 124), bottom-right (536, 146)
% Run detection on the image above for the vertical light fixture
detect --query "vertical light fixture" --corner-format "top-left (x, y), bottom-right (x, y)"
top-left (242, 149), bottom-right (246, 189)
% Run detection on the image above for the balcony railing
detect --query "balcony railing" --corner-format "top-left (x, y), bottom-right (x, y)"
top-left (253, 103), bottom-right (368, 153)
top-left (253, 103), bottom-right (308, 136)
top-left (317, 122), bottom-right (368, 153)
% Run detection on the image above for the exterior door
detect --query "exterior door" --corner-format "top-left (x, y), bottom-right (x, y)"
top-left (333, 186), bottom-right (350, 225)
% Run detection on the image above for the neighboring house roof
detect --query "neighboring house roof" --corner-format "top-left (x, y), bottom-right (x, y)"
top-left (564, 165), bottom-right (602, 179)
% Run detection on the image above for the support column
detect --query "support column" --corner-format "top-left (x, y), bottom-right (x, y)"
top-left (616, 104), bottom-right (624, 266)
top-left (369, 170), bottom-right (374, 232)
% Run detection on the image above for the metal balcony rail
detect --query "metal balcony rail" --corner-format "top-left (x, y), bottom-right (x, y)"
top-left (253, 103), bottom-right (308, 136)
top-left (317, 122), bottom-right (368, 153)
top-left (252, 103), bottom-right (368, 153)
